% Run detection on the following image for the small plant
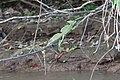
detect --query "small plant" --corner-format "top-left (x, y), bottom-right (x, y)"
top-left (112, 0), bottom-right (120, 10)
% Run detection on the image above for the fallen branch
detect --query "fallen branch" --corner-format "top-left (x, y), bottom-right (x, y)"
top-left (0, 13), bottom-right (48, 24)
top-left (0, 40), bottom-right (58, 62)
top-left (62, 1), bottom-right (96, 11)
top-left (0, 11), bottom-right (92, 24)
top-left (0, 2), bottom-right (112, 24)
top-left (20, 0), bottom-right (48, 12)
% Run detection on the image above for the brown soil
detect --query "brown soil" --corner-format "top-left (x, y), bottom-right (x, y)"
top-left (0, 3), bottom-right (120, 73)
top-left (0, 17), bottom-right (120, 73)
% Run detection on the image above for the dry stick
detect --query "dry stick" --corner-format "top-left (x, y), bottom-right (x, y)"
top-left (79, 17), bottom-right (89, 46)
top-left (0, 0), bottom-right (105, 24)
top-left (0, 11), bottom-right (96, 24)
top-left (89, 36), bottom-right (117, 80)
top-left (93, 28), bottom-right (104, 53)
top-left (105, 9), bottom-right (113, 48)
top-left (74, 7), bottom-right (103, 29)
top-left (80, 48), bottom-right (92, 61)
top-left (62, 1), bottom-right (95, 11)
top-left (37, 0), bottom-right (47, 75)
top-left (116, 10), bottom-right (120, 52)
top-left (106, 9), bottom-right (113, 38)
top-left (35, 0), bottom-right (54, 10)
top-left (0, 3), bottom-right (107, 24)
top-left (0, 14), bottom-right (48, 24)
top-left (20, 0), bottom-right (48, 12)
top-left (93, 1), bottom-right (111, 53)
top-left (74, 3), bottom-right (107, 28)
top-left (102, 0), bottom-right (108, 47)
top-left (33, 0), bottom-right (46, 74)
top-left (66, 0), bottom-right (74, 10)
top-left (36, 0), bottom-right (67, 13)
top-left (108, 12), bottom-right (117, 42)
top-left (0, 24), bottom-right (20, 44)
top-left (35, 0), bottom-right (99, 13)
top-left (107, 9), bottom-right (113, 34)
top-left (43, 53), bottom-right (46, 75)
top-left (89, 18), bottom-right (103, 23)
top-left (90, 1), bottom-right (118, 80)
top-left (21, 0), bottom-right (40, 8)
top-left (103, 0), bottom-right (112, 48)
top-left (33, 0), bottom-right (42, 45)
top-left (106, 14), bottom-right (116, 41)
top-left (0, 40), bottom-right (55, 62)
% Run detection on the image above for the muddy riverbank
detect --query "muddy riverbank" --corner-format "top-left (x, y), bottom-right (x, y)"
top-left (0, 5), bottom-right (119, 73)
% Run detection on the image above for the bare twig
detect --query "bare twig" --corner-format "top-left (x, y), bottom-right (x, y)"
top-left (80, 17), bottom-right (89, 46)
top-left (36, 0), bottom-right (68, 13)
top-left (90, 35), bottom-right (117, 80)
top-left (0, 40), bottom-right (55, 62)
top-left (74, 8), bottom-right (102, 29)
top-left (0, 3), bottom-right (112, 24)
top-left (93, 28), bottom-right (104, 54)
top-left (62, 1), bottom-right (95, 11)
top-left (0, 13), bottom-right (48, 24)
top-left (33, 0), bottom-right (47, 75)
top-left (20, 0), bottom-right (48, 12)
top-left (93, 1), bottom-right (113, 53)
top-left (90, 1), bottom-right (120, 80)
top-left (0, 10), bottom-right (97, 24)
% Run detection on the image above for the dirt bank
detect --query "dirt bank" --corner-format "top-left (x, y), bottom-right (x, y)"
top-left (0, 7), bottom-right (119, 73)
top-left (0, 19), bottom-right (119, 73)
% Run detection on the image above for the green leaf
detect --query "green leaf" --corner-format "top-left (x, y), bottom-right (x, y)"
top-left (112, 0), bottom-right (120, 9)
top-left (117, 0), bottom-right (120, 9)
top-left (112, 0), bottom-right (116, 9)
top-left (48, 33), bottom-right (63, 44)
